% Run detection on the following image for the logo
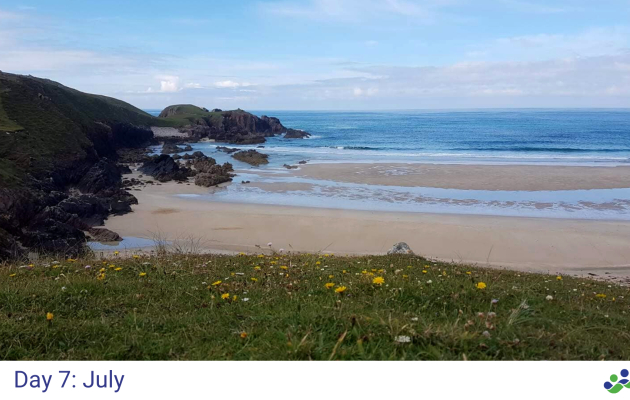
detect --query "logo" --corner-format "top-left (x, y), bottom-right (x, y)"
top-left (605, 369), bottom-right (630, 394)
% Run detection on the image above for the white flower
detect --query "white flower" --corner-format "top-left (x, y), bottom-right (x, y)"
top-left (411, 317), bottom-right (419, 321)
top-left (482, 331), bottom-right (491, 338)
top-left (61, 286), bottom-right (67, 291)
top-left (487, 312), bottom-right (496, 318)
top-left (491, 299), bottom-right (499, 304)
top-left (201, 282), bottom-right (207, 285)
top-left (267, 242), bottom-right (272, 247)
top-left (278, 248), bottom-right (284, 253)
top-left (243, 298), bottom-right (250, 302)
top-left (395, 335), bottom-right (411, 343)
top-left (546, 295), bottom-right (553, 301)
top-left (84, 265), bottom-right (91, 269)
top-left (426, 280), bottom-right (432, 284)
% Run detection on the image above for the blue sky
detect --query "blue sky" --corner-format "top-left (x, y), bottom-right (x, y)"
top-left (1, 0), bottom-right (629, 109)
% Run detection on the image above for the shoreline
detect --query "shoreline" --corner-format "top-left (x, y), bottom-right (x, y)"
top-left (101, 169), bottom-right (630, 279)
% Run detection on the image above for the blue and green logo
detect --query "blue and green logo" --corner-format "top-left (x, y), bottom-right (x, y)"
top-left (605, 369), bottom-right (630, 393)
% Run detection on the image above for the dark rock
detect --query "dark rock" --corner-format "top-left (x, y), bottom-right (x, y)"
top-left (172, 154), bottom-right (182, 160)
top-left (211, 108), bottom-right (222, 112)
top-left (182, 151), bottom-right (206, 160)
top-left (139, 154), bottom-right (192, 182)
top-left (193, 162), bottom-right (234, 187)
top-left (216, 146), bottom-right (240, 154)
top-left (118, 164), bottom-right (132, 174)
top-left (117, 148), bottom-right (153, 164)
top-left (77, 158), bottom-right (122, 195)
top-left (284, 128), bottom-right (311, 139)
top-left (88, 227), bottom-right (122, 242)
top-left (232, 150), bottom-right (269, 166)
top-left (298, 160), bottom-right (308, 164)
top-left (283, 164), bottom-right (298, 169)
top-left (241, 181), bottom-right (250, 184)
top-left (162, 143), bottom-right (192, 154)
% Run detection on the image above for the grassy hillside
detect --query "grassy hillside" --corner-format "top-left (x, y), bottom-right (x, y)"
top-left (1, 253), bottom-right (628, 360)
top-left (158, 104), bottom-right (225, 127)
top-left (0, 72), bottom-right (168, 185)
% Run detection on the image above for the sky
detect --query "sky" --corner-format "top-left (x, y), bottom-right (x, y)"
top-left (0, 0), bottom-right (629, 110)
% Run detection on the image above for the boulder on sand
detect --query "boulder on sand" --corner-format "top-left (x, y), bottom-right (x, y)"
top-left (232, 149), bottom-right (269, 166)
top-left (387, 242), bottom-right (414, 255)
top-left (88, 227), bottom-right (122, 242)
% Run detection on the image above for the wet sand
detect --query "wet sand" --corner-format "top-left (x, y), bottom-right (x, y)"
top-left (103, 173), bottom-right (630, 278)
top-left (293, 163), bottom-right (630, 191)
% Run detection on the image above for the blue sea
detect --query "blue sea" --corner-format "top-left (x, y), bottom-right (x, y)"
top-left (146, 109), bottom-right (630, 166)
top-left (144, 109), bottom-right (630, 220)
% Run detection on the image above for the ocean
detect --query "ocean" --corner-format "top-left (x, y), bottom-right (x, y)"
top-left (144, 109), bottom-right (630, 220)
top-left (147, 109), bottom-right (630, 166)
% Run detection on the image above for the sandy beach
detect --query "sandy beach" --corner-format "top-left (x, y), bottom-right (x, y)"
top-left (293, 163), bottom-right (630, 191)
top-left (100, 164), bottom-right (630, 279)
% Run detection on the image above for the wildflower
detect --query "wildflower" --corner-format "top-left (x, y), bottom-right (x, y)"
top-left (243, 298), bottom-right (250, 302)
top-left (373, 277), bottom-right (385, 285)
top-left (109, 264), bottom-right (116, 269)
top-left (240, 332), bottom-right (248, 339)
top-left (250, 277), bottom-right (258, 282)
top-left (257, 254), bottom-right (265, 258)
top-left (411, 317), bottom-right (419, 322)
top-left (61, 286), bottom-right (67, 291)
top-left (46, 312), bottom-right (54, 321)
top-left (67, 258), bottom-right (75, 262)
top-left (328, 275), bottom-right (334, 279)
top-left (395, 335), bottom-right (411, 344)
top-left (316, 261), bottom-right (321, 265)
top-left (335, 286), bottom-right (347, 293)
top-left (133, 255), bottom-right (140, 259)
top-left (267, 242), bottom-right (272, 247)
top-left (84, 265), bottom-right (91, 269)
top-left (596, 293), bottom-right (607, 299)
top-left (254, 266), bottom-right (261, 270)
top-left (280, 266), bottom-right (288, 270)
top-left (97, 273), bottom-right (106, 281)
top-left (546, 295), bottom-right (553, 301)
top-left (9, 273), bottom-right (16, 277)
top-left (422, 270), bottom-right (427, 274)
top-left (114, 251), bottom-right (119, 255)
top-left (99, 268), bottom-right (105, 273)
top-left (221, 293), bottom-right (230, 300)
top-left (403, 275), bottom-right (409, 279)
top-left (491, 299), bottom-right (499, 304)
top-left (325, 282), bottom-right (335, 289)
top-left (482, 331), bottom-right (491, 338)
top-left (426, 280), bottom-right (432, 284)
top-left (114, 267), bottom-right (122, 272)
top-left (342, 270), bottom-right (347, 274)
top-left (362, 270), bottom-right (368, 274)
top-left (487, 312), bottom-right (496, 318)
top-left (556, 276), bottom-right (562, 281)
top-left (476, 282), bottom-right (487, 290)
top-left (212, 280), bottom-right (222, 286)
top-left (233, 295), bottom-right (238, 301)
top-left (279, 248), bottom-right (284, 253)
top-left (466, 271), bottom-right (471, 275)
top-left (139, 272), bottom-right (147, 277)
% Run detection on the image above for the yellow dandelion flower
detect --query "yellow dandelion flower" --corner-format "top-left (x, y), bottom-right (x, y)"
top-left (46, 312), bottom-right (54, 321)
top-left (466, 271), bottom-right (471, 275)
top-left (52, 265), bottom-right (59, 269)
top-left (240, 332), bottom-right (248, 338)
top-left (233, 295), bottom-right (238, 301)
top-left (335, 286), bottom-right (347, 293)
top-left (67, 258), bottom-right (75, 262)
top-left (324, 282), bottom-right (335, 289)
top-left (362, 270), bottom-right (368, 274)
top-left (97, 273), bottom-right (106, 281)
top-left (257, 254), bottom-right (265, 258)
top-left (251, 277), bottom-right (258, 282)
top-left (28, 264), bottom-right (34, 268)
top-left (442, 271), bottom-right (447, 276)
top-left (212, 280), bottom-right (222, 286)
top-left (556, 276), bottom-right (562, 281)
top-left (422, 270), bottom-right (427, 274)
top-left (342, 270), bottom-right (347, 274)
top-left (270, 261), bottom-right (278, 265)
top-left (596, 293), bottom-right (607, 299)
top-left (109, 264), bottom-right (116, 269)
top-left (99, 267), bottom-right (106, 273)
top-left (133, 255), bottom-right (140, 259)
top-left (280, 266), bottom-right (288, 270)
top-left (328, 275), bottom-right (334, 279)
top-left (139, 272), bottom-right (147, 277)
top-left (476, 282), bottom-right (487, 290)
top-left (254, 266), bottom-right (261, 270)
top-left (114, 251), bottom-right (119, 255)
top-left (373, 276), bottom-right (385, 285)
top-left (9, 273), bottom-right (16, 277)
top-left (403, 275), bottom-right (409, 279)
top-left (221, 293), bottom-right (230, 300)
top-left (114, 267), bottom-right (122, 272)
top-left (316, 261), bottom-right (321, 265)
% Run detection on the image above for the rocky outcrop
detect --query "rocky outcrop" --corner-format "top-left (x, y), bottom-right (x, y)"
top-left (232, 150), bottom-right (269, 166)
top-left (217, 146), bottom-right (240, 154)
top-left (88, 227), bottom-right (122, 242)
top-left (162, 143), bottom-right (193, 154)
top-left (139, 154), bottom-right (192, 182)
top-left (284, 129), bottom-right (311, 139)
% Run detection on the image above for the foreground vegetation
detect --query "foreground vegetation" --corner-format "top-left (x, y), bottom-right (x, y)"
top-left (1, 253), bottom-right (629, 360)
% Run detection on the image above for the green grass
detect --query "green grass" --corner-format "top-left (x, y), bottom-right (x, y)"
top-left (0, 94), bottom-right (23, 132)
top-left (158, 104), bottom-right (225, 127)
top-left (1, 253), bottom-right (629, 360)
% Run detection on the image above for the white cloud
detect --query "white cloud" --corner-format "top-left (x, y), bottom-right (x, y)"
top-left (214, 80), bottom-right (251, 88)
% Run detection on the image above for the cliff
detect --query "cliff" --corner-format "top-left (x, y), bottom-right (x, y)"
top-left (0, 72), bottom-right (162, 259)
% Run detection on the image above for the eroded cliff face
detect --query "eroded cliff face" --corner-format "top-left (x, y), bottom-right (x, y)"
top-left (0, 72), bottom-right (157, 259)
